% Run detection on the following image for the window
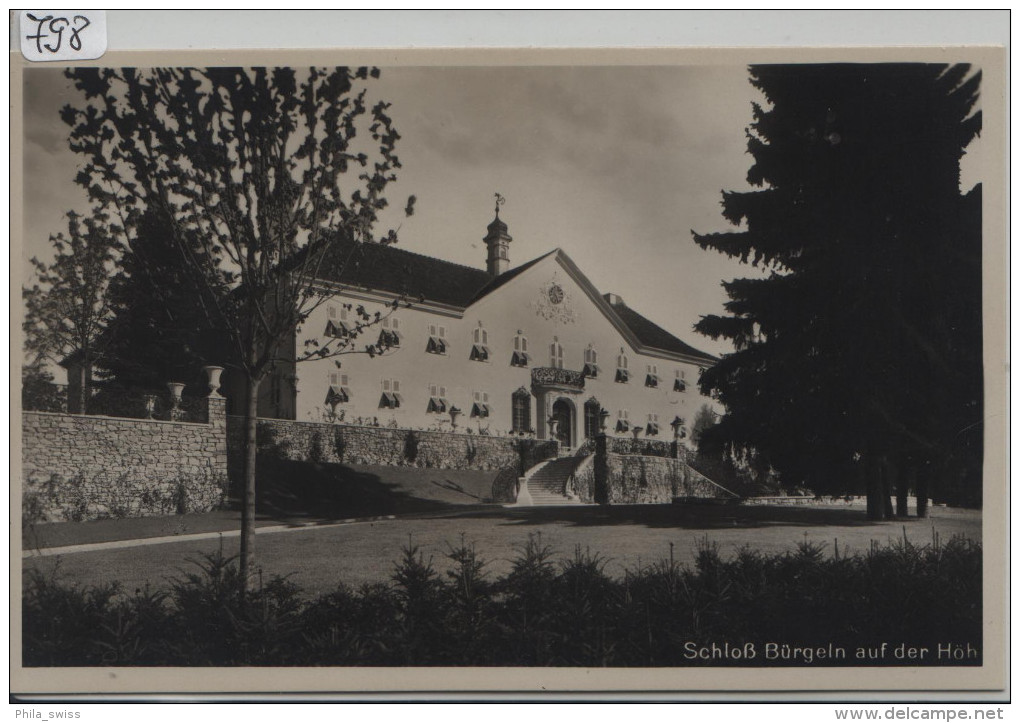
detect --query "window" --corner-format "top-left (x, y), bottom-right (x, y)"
top-left (645, 364), bottom-right (661, 388)
top-left (325, 372), bottom-right (351, 405)
top-left (584, 398), bottom-right (601, 439)
top-left (550, 337), bottom-right (564, 369)
top-left (378, 316), bottom-right (402, 348)
top-left (426, 324), bottom-right (448, 354)
top-left (471, 391), bottom-right (491, 418)
top-left (379, 379), bottom-right (402, 409)
top-left (583, 345), bottom-right (599, 378)
top-left (471, 325), bottom-right (491, 362)
top-left (427, 383), bottom-right (449, 413)
top-left (512, 387), bottom-right (531, 433)
top-left (616, 409), bottom-right (630, 433)
top-left (325, 304), bottom-right (354, 338)
top-left (674, 369), bottom-right (687, 393)
top-left (511, 331), bottom-right (530, 367)
top-left (616, 350), bottom-right (630, 383)
top-left (646, 413), bottom-right (660, 436)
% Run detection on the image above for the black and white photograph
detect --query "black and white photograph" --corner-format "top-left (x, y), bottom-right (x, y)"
top-left (11, 24), bottom-right (1006, 698)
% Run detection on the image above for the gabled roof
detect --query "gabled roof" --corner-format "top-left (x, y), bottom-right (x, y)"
top-left (604, 297), bottom-right (717, 364)
top-left (314, 238), bottom-right (717, 365)
top-left (467, 250), bottom-right (555, 304)
top-left (314, 237), bottom-right (492, 308)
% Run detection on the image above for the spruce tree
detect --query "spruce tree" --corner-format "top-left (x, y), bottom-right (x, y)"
top-left (693, 64), bottom-right (982, 517)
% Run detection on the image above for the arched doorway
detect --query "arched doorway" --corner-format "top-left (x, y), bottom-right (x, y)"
top-left (551, 398), bottom-right (573, 448)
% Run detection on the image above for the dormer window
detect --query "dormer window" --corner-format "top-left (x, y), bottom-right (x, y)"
top-left (615, 350), bottom-right (630, 383)
top-left (471, 325), bottom-right (491, 362)
top-left (379, 379), bottom-right (402, 409)
top-left (583, 345), bottom-right (599, 378)
top-left (325, 372), bottom-right (351, 405)
top-left (550, 337), bottom-right (564, 369)
top-left (645, 364), bottom-right (661, 388)
top-left (646, 413), bottom-right (660, 436)
top-left (426, 324), bottom-right (448, 355)
top-left (616, 409), bottom-right (630, 433)
top-left (427, 384), bottom-right (449, 413)
top-left (471, 391), bottom-right (491, 418)
top-left (674, 369), bottom-right (687, 393)
top-left (378, 316), bottom-right (402, 348)
top-left (511, 331), bottom-right (530, 367)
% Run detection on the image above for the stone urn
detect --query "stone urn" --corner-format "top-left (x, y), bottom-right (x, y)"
top-left (598, 408), bottom-right (611, 432)
top-left (143, 394), bottom-right (159, 420)
top-left (449, 405), bottom-right (462, 429)
top-left (167, 382), bottom-right (186, 407)
top-left (631, 426), bottom-right (643, 441)
top-left (548, 416), bottom-right (560, 439)
top-left (203, 366), bottom-right (224, 397)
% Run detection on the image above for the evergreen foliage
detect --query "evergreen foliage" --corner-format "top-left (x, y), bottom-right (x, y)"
top-left (692, 64), bottom-right (983, 513)
top-left (23, 534), bottom-right (981, 667)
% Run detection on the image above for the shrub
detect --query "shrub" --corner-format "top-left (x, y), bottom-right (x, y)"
top-left (22, 534), bottom-right (982, 667)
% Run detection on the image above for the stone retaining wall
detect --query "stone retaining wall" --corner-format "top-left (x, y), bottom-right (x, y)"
top-left (226, 417), bottom-right (557, 502)
top-left (589, 435), bottom-right (737, 505)
top-left (226, 417), bottom-right (551, 471)
top-left (22, 397), bottom-right (227, 523)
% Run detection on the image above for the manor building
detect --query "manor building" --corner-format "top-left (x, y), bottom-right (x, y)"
top-left (248, 209), bottom-right (718, 450)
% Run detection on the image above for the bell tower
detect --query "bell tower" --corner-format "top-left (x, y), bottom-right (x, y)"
top-left (484, 193), bottom-right (512, 277)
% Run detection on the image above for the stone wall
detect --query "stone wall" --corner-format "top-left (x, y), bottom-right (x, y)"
top-left (227, 417), bottom-right (542, 470)
top-left (606, 436), bottom-right (674, 458)
top-left (22, 397), bottom-right (227, 523)
top-left (590, 446), bottom-right (738, 505)
top-left (226, 417), bottom-right (557, 502)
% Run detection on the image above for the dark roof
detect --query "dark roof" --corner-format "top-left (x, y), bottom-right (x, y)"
top-left (606, 297), bottom-right (718, 363)
top-left (468, 250), bottom-right (555, 304)
top-left (313, 238), bottom-right (716, 364)
top-left (315, 238), bottom-right (492, 307)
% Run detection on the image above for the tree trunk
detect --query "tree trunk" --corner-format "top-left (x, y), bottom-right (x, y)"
top-left (239, 374), bottom-right (261, 591)
top-left (866, 455), bottom-right (885, 521)
top-left (915, 464), bottom-right (930, 518)
top-left (881, 455), bottom-right (895, 519)
top-left (77, 363), bottom-right (88, 415)
top-left (897, 464), bottom-right (914, 518)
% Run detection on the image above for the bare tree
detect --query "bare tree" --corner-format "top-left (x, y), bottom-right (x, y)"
top-left (62, 66), bottom-right (413, 586)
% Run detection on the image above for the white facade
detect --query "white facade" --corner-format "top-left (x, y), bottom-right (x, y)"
top-left (292, 246), bottom-right (718, 450)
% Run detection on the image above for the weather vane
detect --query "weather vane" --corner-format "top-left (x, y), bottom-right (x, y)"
top-left (494, 192), bottom-right (506, 216)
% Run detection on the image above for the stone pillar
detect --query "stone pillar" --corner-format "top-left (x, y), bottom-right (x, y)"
top-left (203, 394), bottom-right (229, 481)
top-left (594, 432), bottom-right (609, 505)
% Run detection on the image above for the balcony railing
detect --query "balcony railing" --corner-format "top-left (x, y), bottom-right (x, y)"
top-left (531, 366), bottom-right (585, 390)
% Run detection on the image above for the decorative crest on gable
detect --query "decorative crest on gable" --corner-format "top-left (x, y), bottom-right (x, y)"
top-left (531, 273), bottom-right (578, 325)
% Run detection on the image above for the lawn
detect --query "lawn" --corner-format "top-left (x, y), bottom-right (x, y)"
top-left (22, 502), bottom-right (981, 598)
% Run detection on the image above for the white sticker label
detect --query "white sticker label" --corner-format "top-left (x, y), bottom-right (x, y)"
top-left (20, 10), bottom-right (107, 62)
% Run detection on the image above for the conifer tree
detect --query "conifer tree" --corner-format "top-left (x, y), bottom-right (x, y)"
top-left (693, 63), bottom-right (982, 518)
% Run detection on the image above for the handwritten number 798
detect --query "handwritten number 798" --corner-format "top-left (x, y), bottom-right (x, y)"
top-left (25, 13), bottom-right (91, 54)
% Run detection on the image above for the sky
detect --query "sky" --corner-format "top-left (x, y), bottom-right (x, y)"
top-left (20, 64), bottom-right (984, 360)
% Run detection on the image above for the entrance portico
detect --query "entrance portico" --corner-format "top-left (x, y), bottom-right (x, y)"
top-left (531, 367), bottom-right (585, 450)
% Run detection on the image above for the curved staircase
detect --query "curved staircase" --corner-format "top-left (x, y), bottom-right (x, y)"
top-left (523, 457), bottom-right (583, 506)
